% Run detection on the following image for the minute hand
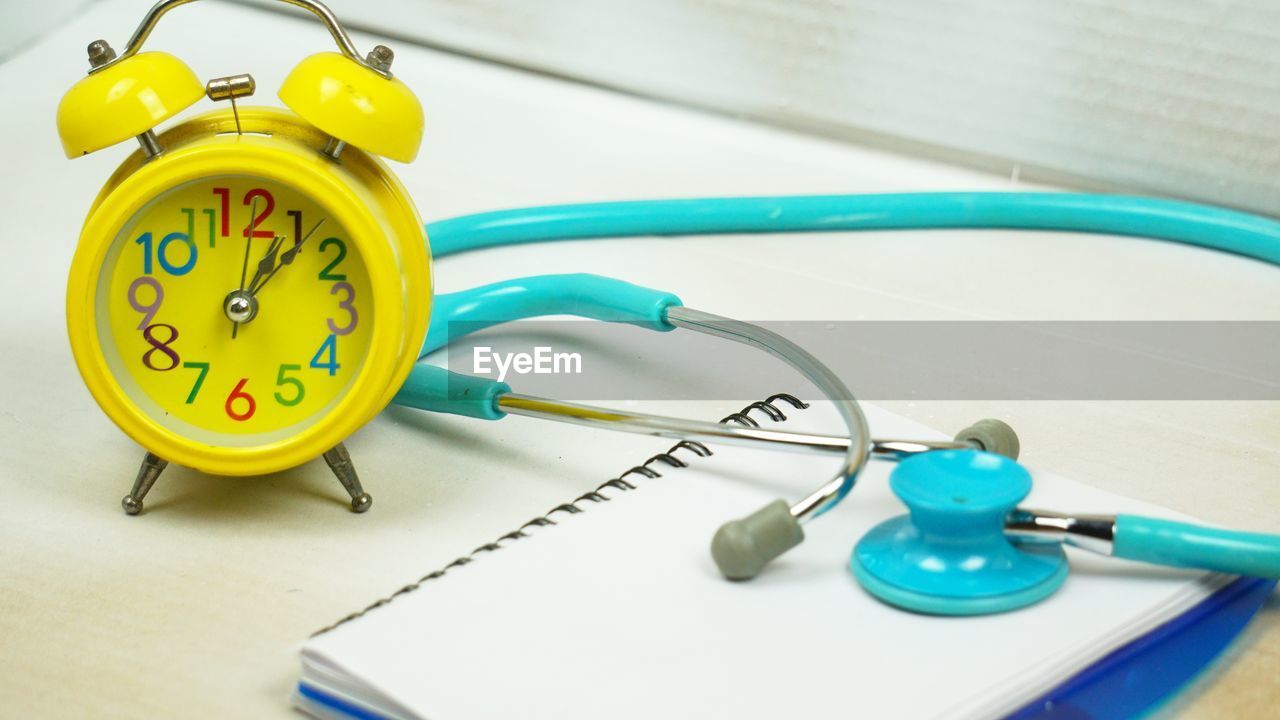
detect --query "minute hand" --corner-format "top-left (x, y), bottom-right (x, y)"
top-left (248, 217), bottom-right (326, 296)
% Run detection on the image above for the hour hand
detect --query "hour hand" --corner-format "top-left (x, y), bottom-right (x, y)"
top-left (246, 235), bottom-right (285, 294)
top-left (249, 217), bottom-right (325, 296)
top-left (278, 239), bottom-right (304, 267)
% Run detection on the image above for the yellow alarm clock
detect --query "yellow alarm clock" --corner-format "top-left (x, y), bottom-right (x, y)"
top-left (57, 0), bottom-right (431, 514)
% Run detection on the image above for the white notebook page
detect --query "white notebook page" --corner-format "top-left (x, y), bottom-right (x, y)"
top-left (300, 405), bottom-right (1219, 720)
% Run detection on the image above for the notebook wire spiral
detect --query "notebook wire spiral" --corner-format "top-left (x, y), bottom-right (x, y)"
top-left (311, 393), bottom-right (810, 637)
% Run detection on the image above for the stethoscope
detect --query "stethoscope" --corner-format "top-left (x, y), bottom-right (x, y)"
top-left (397, 191), bottom-right (1280, 615)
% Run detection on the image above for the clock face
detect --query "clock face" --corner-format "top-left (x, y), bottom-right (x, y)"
top-left (95, 175), bottom-right (374, 445)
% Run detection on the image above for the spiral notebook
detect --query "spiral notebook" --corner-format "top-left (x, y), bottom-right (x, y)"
top-left (296, 399), bottom-right (1234, 720)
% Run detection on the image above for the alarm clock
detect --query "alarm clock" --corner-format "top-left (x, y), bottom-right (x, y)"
top-left (56, 0), bottom-right (431, 514)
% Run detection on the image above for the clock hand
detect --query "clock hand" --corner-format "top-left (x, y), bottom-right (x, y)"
top-left (227, 196), bottom-right (260, 339)
top-left (247, 217), bottom-right (326, 297)
top-left (236, 196), bottom-right (259, 292)
top-left (245, 234), bottom-right (285, 295)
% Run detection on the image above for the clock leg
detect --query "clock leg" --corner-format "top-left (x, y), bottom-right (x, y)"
top-left (122, 452), bottom-right (167, 515)
top-left (323, 443), bottom-right (372, 513)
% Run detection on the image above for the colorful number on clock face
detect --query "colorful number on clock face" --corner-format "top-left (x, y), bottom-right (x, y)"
top-left (96, 176), bottom-right (374, 444)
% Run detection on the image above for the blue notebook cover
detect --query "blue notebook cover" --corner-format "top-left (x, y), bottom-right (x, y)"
top-left (1008, 576), bottom-right (1275, 719)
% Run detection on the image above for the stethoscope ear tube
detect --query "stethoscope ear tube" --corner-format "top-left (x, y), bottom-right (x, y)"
top-left (418, 273), bottom-right (682, 358)
top-left (401, 274), bottom-right (877, 568)
top-left (395, 275), bottom-right (884, 579)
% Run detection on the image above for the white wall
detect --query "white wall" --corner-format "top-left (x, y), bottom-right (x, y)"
top-left (0, 0), bottom-right (96, 61)
top-left (256, 1), bottom-right (1280, 215)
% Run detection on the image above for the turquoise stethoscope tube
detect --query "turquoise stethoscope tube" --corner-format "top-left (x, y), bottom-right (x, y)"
top-left (1114, 516), bottom-right (1280, 578)
top-left (426, 192), bottom-right (1280, 265)
top-left (421, 273), bottom-right (680, 356)
top-left (398, 191), bottom-right (1280, 421)
top-left (395, 274), bottom-right (681, 420)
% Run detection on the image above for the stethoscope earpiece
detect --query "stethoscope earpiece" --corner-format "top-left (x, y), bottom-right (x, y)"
top-left (953, 418), bottom-right (1020, 460)
top-left (711, 500), bottom-right (804, 580)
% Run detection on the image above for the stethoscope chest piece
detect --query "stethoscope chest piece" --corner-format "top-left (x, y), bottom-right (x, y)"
top-left (852, 450), bottom-right (1068, 616)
